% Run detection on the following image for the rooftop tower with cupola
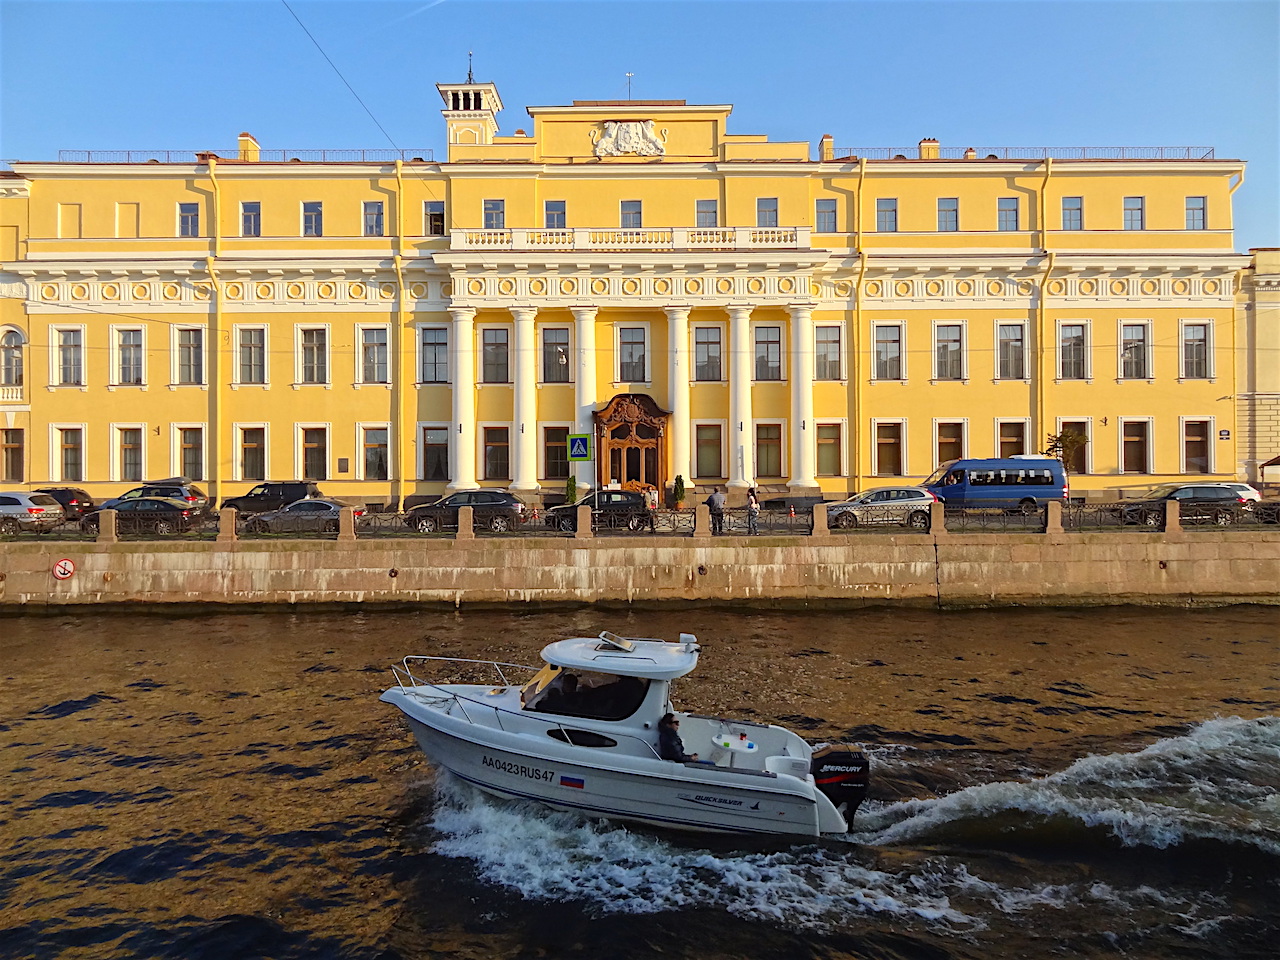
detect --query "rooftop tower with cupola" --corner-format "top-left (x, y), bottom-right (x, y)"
top-left (436, 57), bottom-right (503, 157)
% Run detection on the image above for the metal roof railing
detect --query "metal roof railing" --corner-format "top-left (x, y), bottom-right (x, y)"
top-left (54, 148), bottom-right (435, 163)
top-left (831, 146), bottom-right (1216, 161)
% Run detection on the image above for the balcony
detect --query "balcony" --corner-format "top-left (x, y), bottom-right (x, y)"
top-left (0, 385), bottom-right (24, 403)
top-left (449, 226), bottom-right (812, 252)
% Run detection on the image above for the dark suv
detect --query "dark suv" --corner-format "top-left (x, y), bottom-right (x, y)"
top-left (100, 479), bottom-right (210, 516)
top-left (404, 491), bottom-right (527, 533)
top-left (1118, 483), bottom-right (1251, 526)
top-left (222, 481), bottom-right (323, 515)
top-left (544, 490), bottom-right (652, 532)
top-left (34, 486), bottom-right (96, 520)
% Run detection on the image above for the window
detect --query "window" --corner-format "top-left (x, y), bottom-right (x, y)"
top-left (756, 424), bottom-right (782, 476)
top-left (181, 427), bottom-right (203, 481)
top-left (482, 328), bottom-right (509, 383)
top-left (875, 423), bottom-right (903, 476)
top-left (117, 329), bottom-right (143, 385)
top-left (1121, 324), bottom-right (1150, 379)
top-left (1062, 196), bottom-right (1083, 231)
top-left (876, 198), bottom-right (898, 232)
top-left (1182, 323), bottom-right (1210, 379)
top-left (998, 324), bottom-right (1025, 379)
top-left (934, 325), bottom-right (963, 380)
top-left (239, 328), bottom-right (265, 384)
top-left (937, 422), bottom-right (965, 464)
top-left (363, 427), bottom-right (388, 480)
top-left (937, 198), bottom-right (958, 232)
top-left (60, 428), bottom-right (83, 482)
top-left (1060, 421), bottom-right (1089, 474)
top-left (694, 328), bottom-right (722, 381)
top-left (1123, 421), bottom-right (1150, 474)
top-left (997, 197), bottom-right (1019, 231)
top-left (178, 202), bottom-right (199, 237)
top-left (177, 328), bottom-right (204, 385)
top-left (119, 428), bottom-right (143, 482)
top-left (874, 325), bottom-right (902, 380)
top-left (424, 200), bottom-right (445, 236)
top-left (360, 328), bottom-right (388, 384)
top-left (422, 427), bottom-right (449, 480)
top-left (300, 329), bottom-right (328, 384)
top-left (363, 201), bottom-right (384, 237)
top-left (815, 198), bottom-right (837, 233)
top-left (1, 330), bottom-right (22, 386)
top-left (1123, 197), bottom-right (1145, 230)
top-left (754, 326), bottom-right (782, 381)
top-left (545, 200), bottom-right (566, 229)
top-left (695, 425), bottom-right (722, 478)
top-left (696, 200), bottom-right (718, 228)
top-left (58, 329), bottom-right (83, 386)
top-left (483, 200), bottom-right (505, 229)
top-left (241, 427), bottom-right (265, 481)
top-left (1060, 324), bottom-right (1087, 379)
top-left (620, 200), bottom-right (642, 229)
top-left (999, 422), bottom-right (1026, 458)
top-left (484, 427), bottom-right (510, 480)
top-left (815, 327), bottom-right (841, 380)
top-left (1185, 196), bottom-right (1206, 230)
top-left (2, 429), bottom-right (22, 482)
top-left (618, 327), bottom-right (646, 381)
top-left (817, 424), bottom-right (842, 476)
top-left (241, 201), bottom-right (261, 237)
top-left (303, 428), bottom-right (327, 480)
top-left (756, 198), bottom-right (778, 228)
top-left (1183, 420), bottom-right (1210, 473)
top-left (542, 328), bottom-right (570, 382)
top-left (544, 427), bottom-right (569, 479)
top-left (421, 328), bottom-right (448, 383)
top-left (302, 201), bottom-right (323, 237)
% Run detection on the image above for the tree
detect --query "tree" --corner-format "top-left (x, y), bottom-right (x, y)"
top-left (1042, 430), bottom-right (1088, 475)
top-left (672, 474), bottom-right (686, 509)
top-left (564, 475), bottom-right (577, 505)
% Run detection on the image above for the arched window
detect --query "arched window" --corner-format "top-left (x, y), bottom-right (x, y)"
top-left (0, 330), bottom-right (23, 387)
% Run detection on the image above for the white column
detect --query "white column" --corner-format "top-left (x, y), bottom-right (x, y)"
top-left (727, 304), bottom-right (755, 490)
top-left (447, 307), bottom-right (479, 491)
top-left (572, 305), bottom-right (598, 492)
top-left (510, 305), bottom-right (539, 491)
top-left (787, 302), bottom-right (819, 489)
top-left (665, 305), bottom-right (693, 488)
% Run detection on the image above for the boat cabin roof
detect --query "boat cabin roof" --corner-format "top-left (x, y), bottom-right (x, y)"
top-left (540, 632), bottom-right (700, 680)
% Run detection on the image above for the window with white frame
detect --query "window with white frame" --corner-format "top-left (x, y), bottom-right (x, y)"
top-left (363, 426), bottom-right (389, 480)
top-left (997, 197), bottom-right (1019, 231)
top-left (420, 327), bottom-right (448, 383)
top-left (241, 201), bottom-right (261, 237)
top-left (542, 328), bottom-right (570, 382)
top-left (1123, 197), bottom-right (1145, 230)
top-left (483, 200), bottom-right (505, 230)
top-left (873, 324), bottom-right (903, 380)
top-left (997, 420), bottom-right (1027, 458)
top-left (1183, 419), bottom-right (1211, 473)
top-left (545, 200), bottom-right (566, 229)
top-left (481, 328), bottom-right (510, 383)
top-left (302, 427), bottom-right (328, 480)
top-left (484, 426), bottom-right (510, 480)
top-left (302, 201), bottom-right (323, 237)
top-left (421, 425), bottom-right (449, 480)
top-left (936, 421), bottom-right (965, 465)
top-left (876, 198), bottom-right (898, 232)
top-left (1181, 322), bottom-right (1211, 379)
top-left (620, 200), bottom-right (642, 229)
top-left (1061, 196), bottom-right (1084, 231)
top-left (815, 198), bottom-right (837, 233)
top-left (816, 423), bottom-right (842, 476)
top-left (424, 200), bottom-right (445, 236)
top-left (756, 197), bottom-right (779, 228)
top-left (238, 327), bottom-right (266, 384)
top-left (58, 427), bottom-right (84, 482)
top-left (240, 426), bottom-right (266, 481)
top-left (695, 424), bottom-right (723, 478)
top-left (176, 328), bottom-right (204, 385)
top-left (815, 326), bottom-right (842, 380)
top-left (874, 421), bottom-right (905, 476)
top-left (1120, 323), bottom-right (1151, 379)
top-left (1122, 419), bottom-right (1151, 474)
top-left (0, 329), bottom-right (23, 387)
top-left (56, 328), bottom-right (84, 386)
top-left (754, 326), bottom-right (782, 381)
top-left (934, 324), bottom-right (964, 380)
top-left (363, 201), bottom-right (385, 237)
top-left (543, 426), bottom-right (570, 479)
top-left (1058, 420), bottom-right (1090, 474)
top-left (618, 327), bottom-right (646, 381)
top-left (178, 202), bottom-right (200, 238)
top-left (116, 328), bottom-right (144, 385)
top-left (694, 327), bottom-right (722, 380)
top-left (755, 423), bottom-right (783, 477)
top-left (1059, 323), bottom-right (1088, 380)
top-left (998, 323), bottom-right (1026, 379)
top-left (117, 426), bottom-right (144, 482)
top-left (1185, 196), bottom-right (1206, 231)
top-left (695, 200), bottom-right (718, 228)
top-left (2, 428), bottom-right (23, 483)
top-left (299, 328), bottom-right (328, 384)
top-left (937, 197), bottom-right (959, 232)
top-left (179, 426), bottom-right (204, 480)
top-left (360, 327), bottom-right (389, 384)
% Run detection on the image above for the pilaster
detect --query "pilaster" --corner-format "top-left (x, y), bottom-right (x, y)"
top-left (727, 305), bottom-right (755, 490)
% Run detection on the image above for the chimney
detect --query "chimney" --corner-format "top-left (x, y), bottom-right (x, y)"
top-left (238, 132), bottom-right (260, 162)
top-left (820, 133), bottom-right (834, 162)
top-left (963, 147), bottom-right (977, 159)
top-left (918, 138), bottom-right (940, 160)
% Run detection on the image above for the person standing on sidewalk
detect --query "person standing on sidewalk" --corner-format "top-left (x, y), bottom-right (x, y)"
top-left (706, 487), bottom-right (726, 535)
top-left (746, 487), bottom-right (760, 535)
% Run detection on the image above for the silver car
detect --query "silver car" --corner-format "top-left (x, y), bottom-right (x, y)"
top-left (0, 491), bottom-right (66, 534)
top-left (242, 498), bottom-right (364, 534)
top-left (826, 486), bottom-right (937, 529)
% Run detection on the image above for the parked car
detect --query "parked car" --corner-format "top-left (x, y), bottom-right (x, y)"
top-left (100, 478), bottom-right (210, 516)
top-left (243, 498), bottom-right (363, 534)
top-left (544, 490), bottom-right (652, 532)
top-left (81, 497), bottom-right (200, 535)
top-left (1214, 482), bottom-right (1262, 504)
top-left (33, 486), bottom-right (96, 520)
top-left (0, 491), bottom-right (66, 534)
top-left (1116, 484), bottom-right (1252, 526)
top-left (404, 490), bottom-right (526, 533)
top-left (923, 456), bottom-right (1067, 514)
top-left (759, 495), bottom-right (829, 514)
top-left (827, 486), bottom-right (937, 529)
top-left (221, 481), bottom-right (324, 515)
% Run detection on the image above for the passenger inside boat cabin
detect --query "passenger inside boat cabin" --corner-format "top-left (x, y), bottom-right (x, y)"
top-left (658, 713), bottom-right (698, 762)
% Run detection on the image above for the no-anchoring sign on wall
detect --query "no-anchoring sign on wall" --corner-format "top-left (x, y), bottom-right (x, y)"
top-left (52, 558), bottom-right (76, 581)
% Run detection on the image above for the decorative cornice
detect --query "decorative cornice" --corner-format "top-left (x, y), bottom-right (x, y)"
top-left (0, 179), bottom-right (32, 199)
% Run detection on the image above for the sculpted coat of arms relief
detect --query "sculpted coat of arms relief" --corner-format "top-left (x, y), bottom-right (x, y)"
top-left (591, 120), bottom-right (667, 157)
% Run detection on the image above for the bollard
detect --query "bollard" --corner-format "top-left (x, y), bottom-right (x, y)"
top-left (574, 503), bottom-right (593, 539)
top-left (456, 505), bottom-right (475, 540)
top-left (693, 503), bottom-right (711, 539)
top-left (1045, 500), bottom-right (1064, 534)
top-left (1164, 499), bottom-right (1182, 533)
top-left (96, 508), bottom-right (118, 544)
top-left (929, 500), bottom-right (948, 535)
top-left (217, 507), bottom-right (238, 542)
top-left (810, 502), bottom-right (830, 537)
top-left (338, 505), bottom-right (357, 541)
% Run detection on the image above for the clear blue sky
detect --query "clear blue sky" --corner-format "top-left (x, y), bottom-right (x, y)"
top-left (2, 0), bottom-right (1276, 250)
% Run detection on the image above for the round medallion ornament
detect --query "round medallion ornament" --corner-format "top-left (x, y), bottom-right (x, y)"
top-left (530, 278), bottom-right (546, 296)
top-left (410, 282), bottom-right (428, 299)
top-left (591, 278), bottom-right (609, 296)
top-left (1079, 279), bottom-right (1096, 296)
top-left (955, 279), bottom-right (973, 296)
top-left (257, 282), bottom-right (274, 300)
top-left (41, 284), bottom-right (59, 301)
top-left (746, 277), bottom-right (764, 295)
top-left (1140, 279), bottom-right (1159, 295)
top-left (1017, 280), bottom-right (1034, 296)
top-left (716, 278), bottom-right (734, 295)
top-left (987, 280), bottom-right (1004, 297)
top-left (498, 278), bottom-right (515, 296)
top-left (925, 280), bottom-right (942, 297)
top-left (1203, 279), bottom-right (1220, 295)
top-left (654, 278), bottom-right (670, 295)
top-left (102, 283), bottom-right (120, 301)
top-left (318, 282), bottom-right (336, 300)
top-left (896, 280), bottom-right (913, 298)
top-left (865, 281), bottom-right (882, 297)
top-left (468, 279), bottom-right (485, 296)
top-left (561, 278), bottom-right (577, 296)
top-left (349, 282), bottom-right (366, 299)
top-left (778, 277), bottom-right (794, 294)
top-left (193, 283), bottom-right (211, 300)
top-left (1110, 279), bottom-right (1127, 295)
top-left (379, 282), bottom-right (395, 299)
top-left (1172, 279), bottom-right (1189, 295)
top-left (622, 278), bottom-right (640, 295)
top-left (133, 283), bottom-right (152, 300)
top-left (163, 283), bottom-right (181, 301)
top-left (225, 282), bottom-right (243, 300)
top-left (286, 282), bottom-right (304, 299)
top-left (71, 283), bottom-right (89, 301)
top-left (1047, 280), bottom-right (1065, 296)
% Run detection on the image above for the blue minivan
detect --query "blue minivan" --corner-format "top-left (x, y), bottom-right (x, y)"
top-left (922, 456), bottom-right (1067, 514)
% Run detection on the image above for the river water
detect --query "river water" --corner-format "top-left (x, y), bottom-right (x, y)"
top-left (1, 605), bottom-right (1277, 960)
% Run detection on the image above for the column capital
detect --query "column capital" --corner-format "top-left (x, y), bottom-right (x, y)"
top-left (509, 305), bottom-right (538, 321)
top-left (448, 306), bottom-right (477, 322)
top-left (785, 301), bottom-right (820, 318)
top-left (663, 304), bottom-right (694, 319)
top-left (725, 304), bottom-right (755, 320)
top-left (570, 305), bottom-right (599, 322)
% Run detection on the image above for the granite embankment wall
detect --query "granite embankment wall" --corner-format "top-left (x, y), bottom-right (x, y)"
top-left (1, 531), bottom-right (1277, 609)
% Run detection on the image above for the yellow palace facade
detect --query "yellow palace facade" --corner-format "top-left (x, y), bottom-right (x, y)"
top-left (0, 79), bottom-right (1264, 507)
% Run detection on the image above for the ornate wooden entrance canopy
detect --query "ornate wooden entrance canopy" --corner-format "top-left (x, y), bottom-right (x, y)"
top-left (594, 394), bottom-right (670, 493)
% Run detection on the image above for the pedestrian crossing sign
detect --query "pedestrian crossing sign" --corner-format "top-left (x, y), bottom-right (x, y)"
top-left (567, 434), bottom-right (592, 461)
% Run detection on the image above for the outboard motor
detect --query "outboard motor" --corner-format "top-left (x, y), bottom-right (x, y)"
top-left (811, 744), bottom-right (870, 819)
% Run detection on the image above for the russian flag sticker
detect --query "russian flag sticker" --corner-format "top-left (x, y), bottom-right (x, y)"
top-left (560, 775), bottom-right (585, 789)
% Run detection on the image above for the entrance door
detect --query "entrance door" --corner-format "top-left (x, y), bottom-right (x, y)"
top-left (595, 394), bottom-right (670, 494)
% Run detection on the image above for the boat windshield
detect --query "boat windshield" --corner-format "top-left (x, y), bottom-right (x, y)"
top-left (522, 667), bottom-right (650, 721)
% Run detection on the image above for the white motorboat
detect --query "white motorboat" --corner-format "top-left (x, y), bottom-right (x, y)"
top-left (380, 631), bottom-right (869, 837)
